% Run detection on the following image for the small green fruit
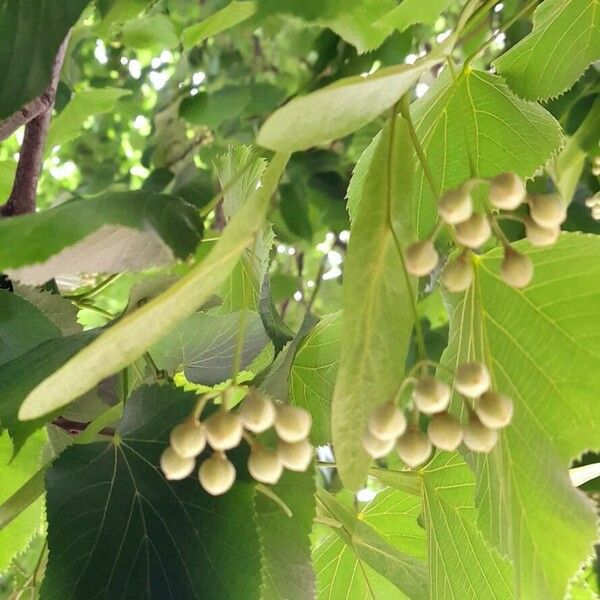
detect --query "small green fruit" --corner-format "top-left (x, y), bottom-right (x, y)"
top-left (248, 445), bottom-right (283, 484)
top-left (440, 256), bottom-right (473, 293)
top-left (528, 194), bottom-right (566, 229)
top-left (463, 416), bottom-right (498, 453)
top-left (489, 173), bottom-right (526, 210)
top-left (198, 453), bottom-right (236, 495)
top-left (405, 240), bottom-right (438, 277)
top-left (278, 438), bottom-right (312, 471)
top-left (367, 401), bottom-right (407, 441)
top-left (524, 216), bottom-right (559, 247)
top-left (274, 404), bottom-right (312, 443)
top-left (455, 362), bottom-right (491, 398)
top-left (438, 187), bottom-right (473, 224)
top-left (396, 430), bottom-right (432, 468)
top-left (205, 409), bottom-right (243, 451)
top-left (362, 429), bottom-right (395, 459)
top-left (500, 248), bottom-right (533, 289)
top-left (240, 390), bottom-right (275, 433)
top-left (454, 213), bottom-right (491, 248)
top-left (160, 447), bottom-right (195, 480)
top-left (475, 391), bottom-right (514, 428)
top-left (170, 419), bottom-right (206, 459)
top-left (427, 413), bottom-right (463, 451)
top-left (412, 376), bottom-right (451, 414)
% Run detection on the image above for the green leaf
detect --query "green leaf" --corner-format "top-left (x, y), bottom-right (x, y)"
top-left (0, 160), bottom-right (17, 199)
top-left (0, 333), bottom-right (96, 453)
top-left (0, 289), bottom-right (60, 366)
top-left (258, 275), bottom-right (295, 355)
top-left (494, 0), bottom-right (600, 101)
top-left (376, 0), bottom-right (454, 31)
top-left (0, 192), bottom-right (203, 285)
top-left (150, 310), bottom-right (269, 385)
top-left (316, 489), bottom-right (429, 599)
top-left (46, 88), bottom-right (132, 150)
top-left (290, 312), bottom-right (341, 445)
top-left (41, 384), bottom-right (262, 600)
top-left (0, 430), bottom-right (45, 572)
top-left (314, 533), bottom-right (409, 599)
top-left (121, 14), bottom-right (179, 50)
top-left (331, 117), bottom-right (416, 490)
top-left (182, 1), bottom-right (257, 48)
top-left (96, 0), bottom-right (153, 32)
top-left (257, 57), bottom-right (439, 153)
top-left (18, 153), bottom-right (288, 420)
top-left (255, 469), bottom-right (316, 600)
top-left (180, 86), bottom-right (251, 129)
top-left (0, 0), bottom-right (89, 119)
top-left (411, 69), bottom-right (564, 236)
top-left (421, 453), bottom-right (513, 600)
top-left (442, 233), bottom-right (600, 599)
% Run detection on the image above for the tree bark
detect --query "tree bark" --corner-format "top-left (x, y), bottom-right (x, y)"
top-left (0, 34), bottom-right (70, 217)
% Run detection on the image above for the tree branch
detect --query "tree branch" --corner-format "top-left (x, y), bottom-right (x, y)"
top-left (0, 34), bottom-right (70, 217)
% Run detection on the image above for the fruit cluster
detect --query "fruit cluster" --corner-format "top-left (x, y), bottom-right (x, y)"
top-left (406, 172), bottom-right (566, 290)
top-left (586, 192), bottom-right (600, 221)
top-left (363, 361), bottom-right (513, 468)
top-left (160, 388), bottom-right (313, 495)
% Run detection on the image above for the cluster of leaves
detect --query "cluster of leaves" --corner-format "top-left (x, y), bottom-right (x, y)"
top-left (0, 0), bottom-right (599, 599)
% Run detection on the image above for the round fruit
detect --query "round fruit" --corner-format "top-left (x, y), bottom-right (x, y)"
top-left (412, 376), bottom-right (451, 414)
top-left (248, 445), bottom-right (283, 484)
top-left (274, 404), bottom-right (312, 443)
top-left (278, 438), bottom-right (312, 471)
top-left (362, 429), bottom-right (395, 458)
top-left (396, 430), bottom-right (432, 468)
top-left (239, 390), bottom-right (275, 433)
top-left (524, 216), bottom-right (559, 247)
top-left (488, 173), bottom-right (526, 210)
top-left (463, 416), bottom-right (498, 453)
top-left (454, 213), bottom-right (491, 248)
top-left (455, 362), bottom-right (491, 398)
top-left (438, 187), bottom-right (473, 224)
top-left (405, 240), bottom-right (438, 277)
top-left (170, 419), bottom-right (206, 459)
top-left (367, 401), bottom-right (407, 441)
top-left (475, 391), bottom-right (514, 429)
top-left (198, 453), bottom-right (236, 495)
top-left (427, 413), bottom-right (463, 451)
top-left (440, 256), bottom-right (473, 292)
top-left (528, 194), bottom-right (566, 228)
top-left (160, 447), bottom-right (195, 480)
top-left (205, 409), bottom-right (243, 451)
top-left (500, 249), bottom-right (533, 289)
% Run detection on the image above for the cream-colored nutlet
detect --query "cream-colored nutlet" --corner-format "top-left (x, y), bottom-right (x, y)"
top-left (455, 362), bottom-right (491, 398)
top-left (274, 404), bottom-right (312, 443)
top-left (170, 419), bottom-right (206, 459)
top-left (205, 409), bottom-right (243, 451)
top-left (239, 390), bottom-right (276, 433)
top-left (528, 194), bottom-right (567, 229)
top-left (500, 248), bottom-right (533, 289)
top-left (524, 217), bottom-right (559, 247)
top-left (427, 413), bottom-right (463, 451)
top-left (440, 256), bottom-right (473, 292)
top-left (475, 391), bottom-right (514, 429)
top-left (405, 240), bottom-right (438, 277)
top-left (412, 376), bottom-right (451, 414)
top-left (248, 445), bottom-right (283, 484)
top-left (362, 429), bottom-right (395, 459)
top-left (278, 438), bottom-right (313, 471)
top-left (438, 187), bottom-right (473, 224)
top-left (463, 416), bottom-right (498, 453)
top-left (396, 430), bottom-right (432, 468)
top-left (198, 453), bottom-right (236, 495)
top-left (454, 213), bottom-right (492, 248)
top-left (160, 447), bottom-right (196, 480)
top-left (368, 401), bottom-right (407, 441)
top-left (489, 173), bottom-right (526, 210)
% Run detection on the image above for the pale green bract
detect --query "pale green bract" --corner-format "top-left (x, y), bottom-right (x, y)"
top-left (18, 153), bottom-right (289, 420)
top-left (494, 0), bottom-right (600, 101)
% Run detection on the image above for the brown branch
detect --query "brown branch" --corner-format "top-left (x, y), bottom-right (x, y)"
top-left (0, 93), bottom-right (55, 142)
top-left (0, 34), bottom-right (70, 217)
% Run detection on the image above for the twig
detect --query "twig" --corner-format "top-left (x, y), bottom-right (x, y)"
top-left (0, 34), bottom-right (70, 217)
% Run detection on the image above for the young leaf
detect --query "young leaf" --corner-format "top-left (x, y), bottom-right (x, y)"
top-left (257, 56), bottom-right (440, 153)
top-left (255, 469), bottom-right (316, 600)
top-left (316, 489), bottom-right (429, 599)
top-left (179, 86), bottom-right (251, 129)
top-left (331, 117), bottom-right (416, 490)
top-left (421, 453), bottom-right (513, 599)
top-left (376, 0), bottom-right (454, 31)
top-left (0, 430), bottom-right (46, 572)
top-left (289, 311), bottom-right (341, 445)
top-left (45, 88), bottom-right (133, 150)
top-left (411, 68), bottom-right (564, 236)
top-left (0, 289), bottom-right (60, 365)
top-left (0, 0), bottom-right (89, 118)
top-left (121, 14), bottom-right (179, 51)
top-left (443, 233), bottom-right (600, 599)
top-left (41, 385), bottom-right (262, 600)
top-left (150, 310), bottom-right (269, 385)
top-left (494, 0), bottom-right (600, 101)
top-left (0, 192), bottom-right (203, 285)
top-left (181, 1), bottom-right (257, 48)
top-left (18, 153), bottom-right (288, 420)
